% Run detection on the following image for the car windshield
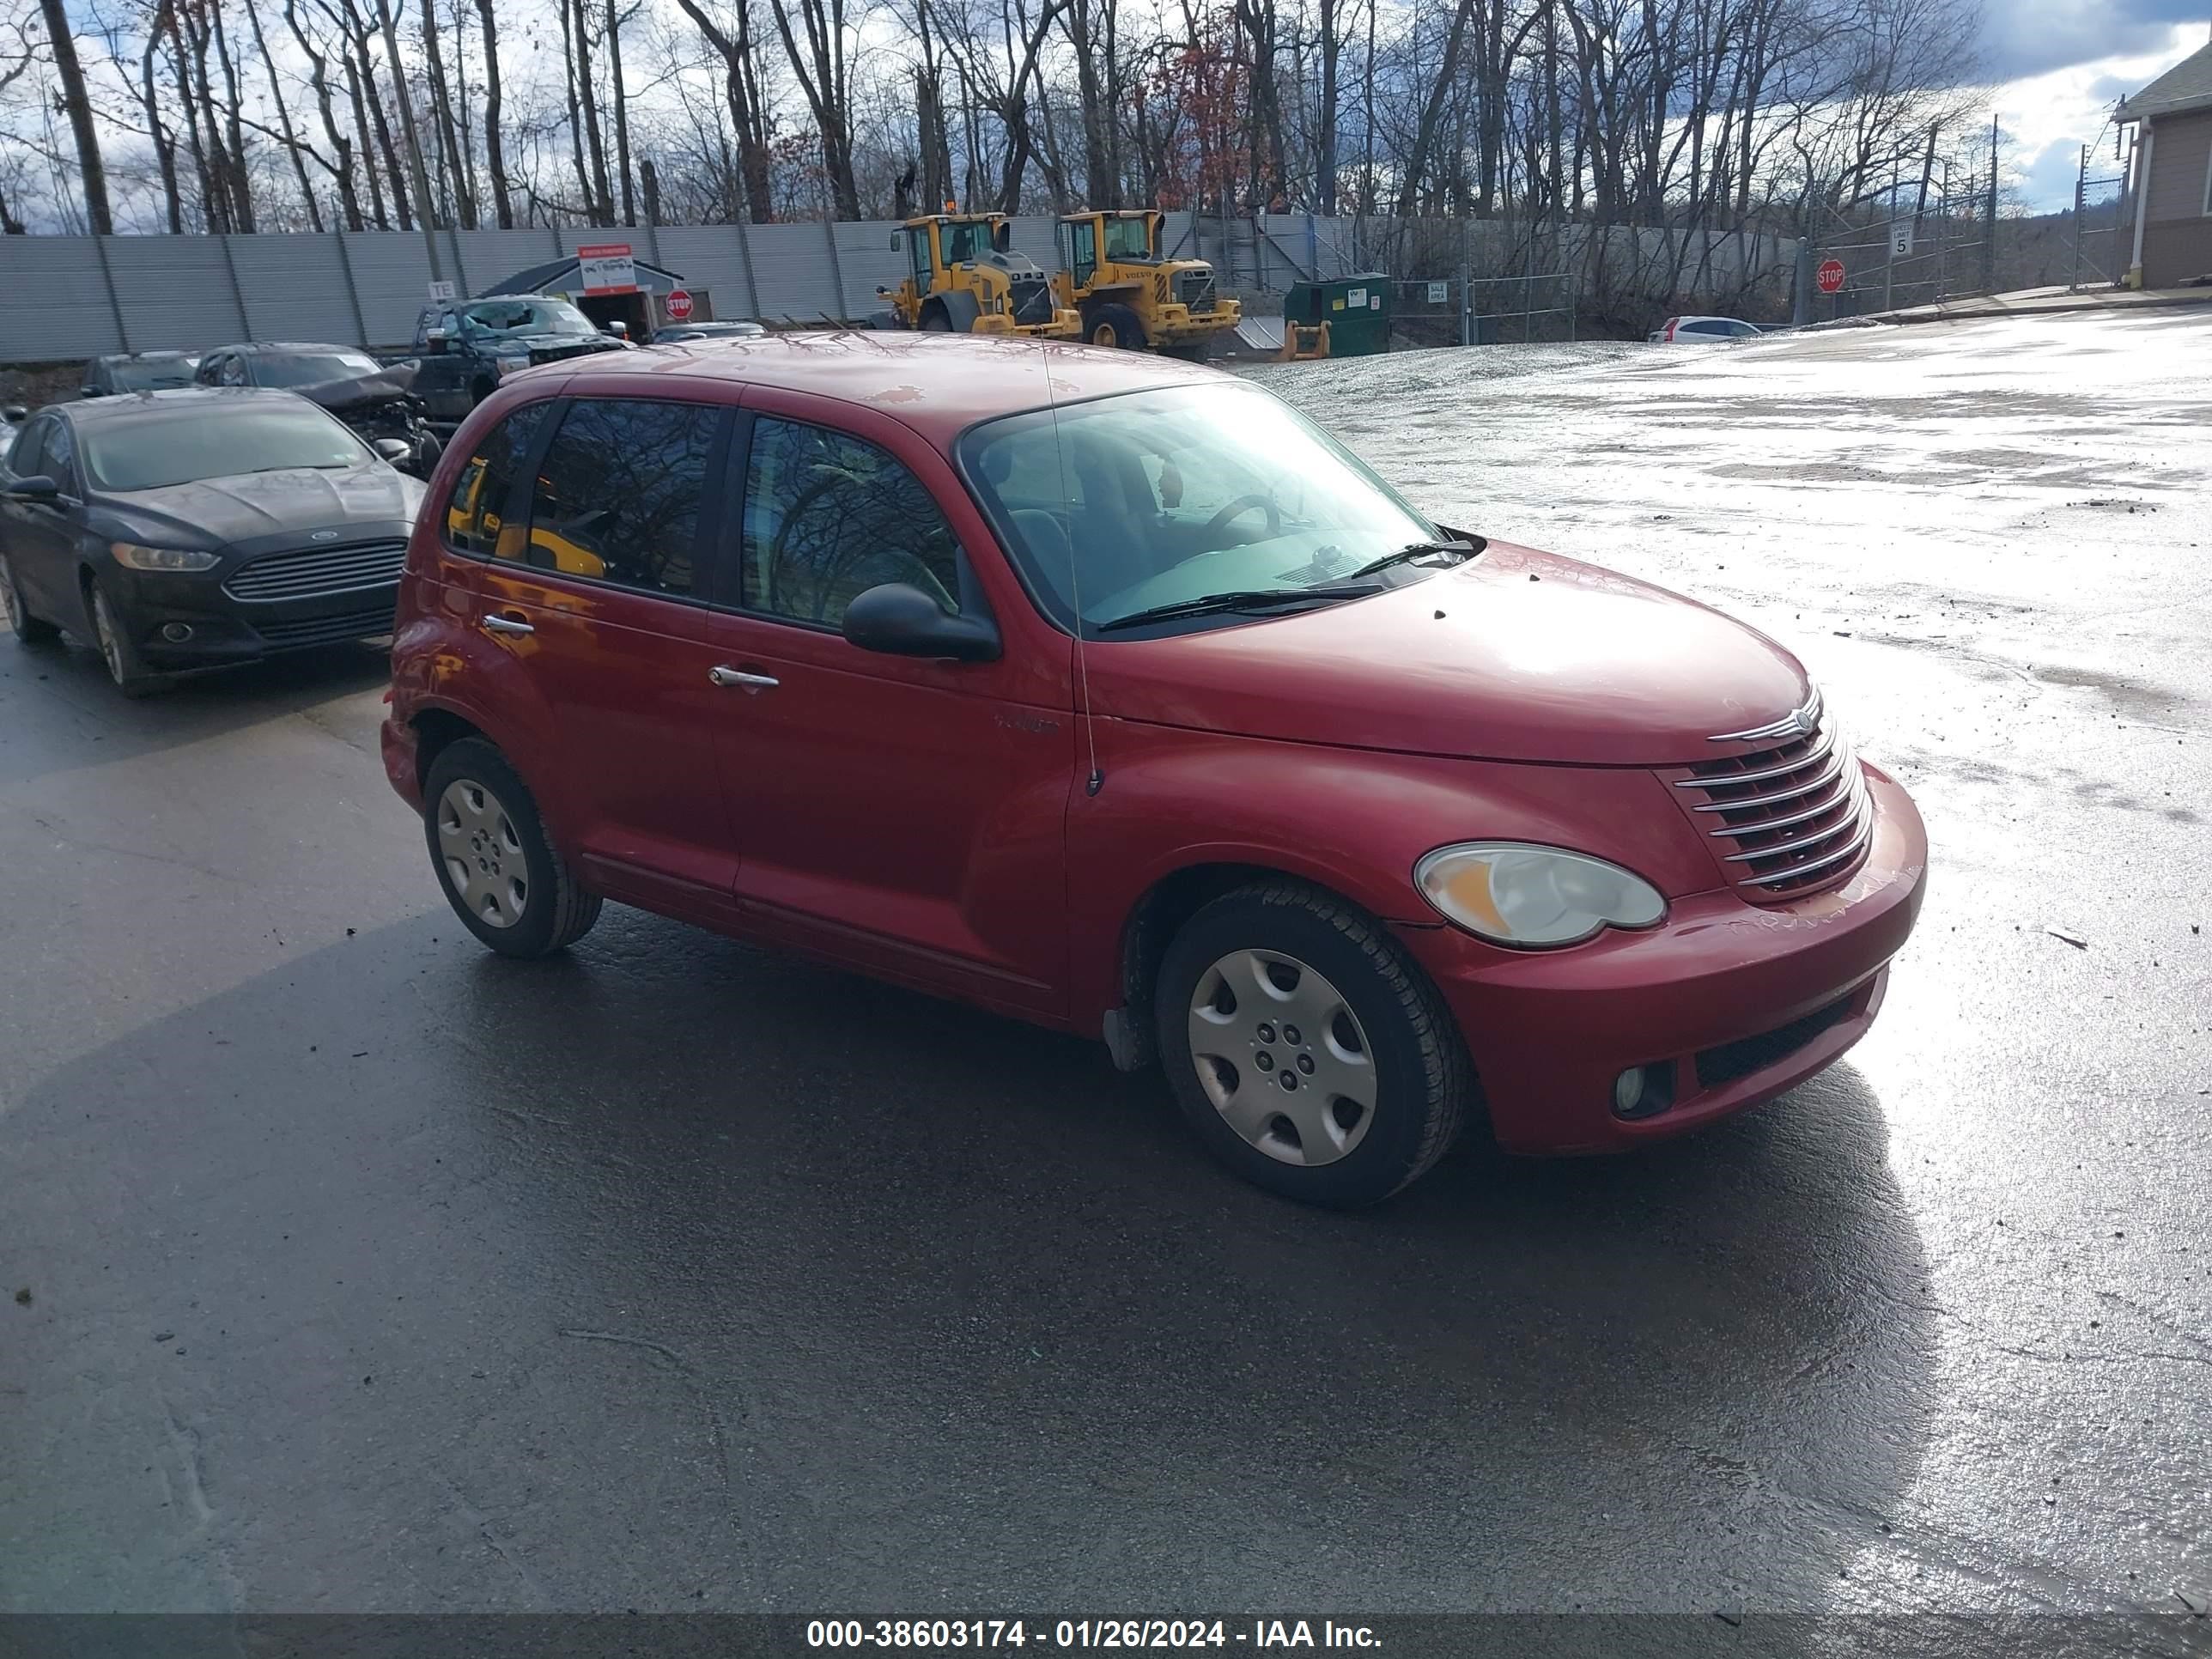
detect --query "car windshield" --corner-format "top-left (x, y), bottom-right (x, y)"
top-left (1103, 216), bottom-right (1153, 260)
top-left (82, 406), bottom-right (375, 491)
top-left (460, 299), bottom-right (597, 337)
top-left (960, 381), bottom-right (1442, 636)
top-left (107, 358), bottom-right (198, 391)
top-left (251, 352), bottom-right (384, 387)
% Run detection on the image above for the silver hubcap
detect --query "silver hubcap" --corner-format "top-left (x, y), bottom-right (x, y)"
top-left (1188, 949), bottom-right (1377, 1166)
top-left (436, 779), bottom-right (529, 928)
top-left (92, 592), bottom-right (124, 682)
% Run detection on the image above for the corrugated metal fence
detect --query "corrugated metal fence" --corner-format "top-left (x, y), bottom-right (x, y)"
top-left (0, 213), bottom-right (1368, 365)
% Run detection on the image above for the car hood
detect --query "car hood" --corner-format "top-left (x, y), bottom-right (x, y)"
top-left (1084, 541), bottom-right (1813, 766)
top-left (101, 465), bottom-right (422, 547)
top-left (497, 334), bottom-right (624, 358)
top-left (292, 363), bottom-right (418, 413)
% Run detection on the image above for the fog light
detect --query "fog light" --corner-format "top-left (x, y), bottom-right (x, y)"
top-left (1611, 1063), bottom-right (1674, 1121)
top-left (160, 622), bottom-right (193, 642)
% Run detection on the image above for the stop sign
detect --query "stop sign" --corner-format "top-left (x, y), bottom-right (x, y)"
top-left (1816, 258), bottom-right (1845, 295)
top-left (665, 288), bottom-right (695, 321)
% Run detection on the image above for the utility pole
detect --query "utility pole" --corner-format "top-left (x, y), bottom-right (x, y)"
top-left (376, 0), bottom-right (446, 289)
top-left (2070, 144), bottom-right (2087, 292)
top-left (1982, 114), bottom-right (1999, 294)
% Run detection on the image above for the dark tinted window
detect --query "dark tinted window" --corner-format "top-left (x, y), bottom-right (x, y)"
top-left (80, 406), bottom-right (370, 491)
top-left (742, 417), bottom-right (960, 626)
top-left (106, 357), bottom-right (197, 392)
top-left (516, 398), bottom-right (719, 596)
top-left (445, 401), bottom-right (551, 558)
top-left (8, 416), bottom-right (48, 477)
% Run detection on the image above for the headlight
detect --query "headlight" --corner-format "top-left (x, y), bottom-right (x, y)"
top-left (1413, 842), bottom-right (1665, 947)
top-left (110, 541), bottom-right (219, 572)
top-left (495, 356), bottom-right (531, 376)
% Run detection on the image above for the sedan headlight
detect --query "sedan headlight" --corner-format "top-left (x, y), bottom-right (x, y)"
top-left (1414, 842), bottom-right (1666, 948)
top-left (110, 541), bottom-right (219, 572)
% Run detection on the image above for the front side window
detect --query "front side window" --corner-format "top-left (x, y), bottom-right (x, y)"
top-left (741, 416), bottom-right (961, 626)
top-left (514, 398), bottom-right (719, 595)
top-left (81, 406), bottom-right (372, 492)
top-left (943, 221), bottom-right (991, 264)
top-left (960, 381), bottom-right (1438, 635)
top-left (1065, 220), bottom-right (1097, 285)
top-left (445, 401), bottom-right (551, 558)
top-left (1103, 216), bottom-right (1152, 260)
top-left (9, 416), bottom-right (54, 480)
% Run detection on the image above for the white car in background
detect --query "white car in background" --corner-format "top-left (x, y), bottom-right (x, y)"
top-left (1650, 315), bottom-right (1765, 343)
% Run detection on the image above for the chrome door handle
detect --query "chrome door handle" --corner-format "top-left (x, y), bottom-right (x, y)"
top-left (708, 665), bottom-right (779, 691)
top-left (482, 613), bottom-right (534, 636)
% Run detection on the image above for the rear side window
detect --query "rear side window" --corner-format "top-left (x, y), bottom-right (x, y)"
top-left (445, 401), bottom-right (551, 558)
top-left (740, 416), bottom-right (961, 625)
top-left (514, 398), bottom-right (720, 597)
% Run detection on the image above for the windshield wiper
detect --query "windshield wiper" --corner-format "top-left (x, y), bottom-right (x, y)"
top-left (1096, 583), bottom-right (1382, 633)
top-left (1341, 539), bottom-right (1479, 582)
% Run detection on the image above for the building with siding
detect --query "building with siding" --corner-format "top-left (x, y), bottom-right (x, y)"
top-left (2118, 40), bottom-right (2212, 289)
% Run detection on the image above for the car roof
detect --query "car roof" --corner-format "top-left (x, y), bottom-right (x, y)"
top-left (98, 349), bottom-right (196, 363)
top-left (60, 386), bottom-right (311, 425)
top-left (205, 341), bottom-right (371, 356)
top-left (540, 331), bottom-right (1218, 437)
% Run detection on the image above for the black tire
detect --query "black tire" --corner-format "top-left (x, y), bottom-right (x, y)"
top-left (1155, 880), bottom-right (1474, 1207)
top-left (422, 737), bottom-right (603, 959)
top-left (469, 377), bottom-right (497, 406)
top-left (88, 577), bottom-right (166, 699)
top-left (920, 305), bottom-right (954, 332)
top-left (1085, 301), bottom-right (1148, 351)
top-left (1161, 337), bottom-right (1212, 363)
top-left (410, 430), bottom-right (444, 477)
top-left (1, 555), bottom-right (60, 645)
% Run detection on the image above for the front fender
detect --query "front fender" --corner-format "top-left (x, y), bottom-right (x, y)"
top-left (1062, 720), bottom-right (1723, 1024)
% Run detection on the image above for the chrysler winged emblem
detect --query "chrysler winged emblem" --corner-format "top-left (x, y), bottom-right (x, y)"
top-left (1708, 688), bottom-right (1823, 744)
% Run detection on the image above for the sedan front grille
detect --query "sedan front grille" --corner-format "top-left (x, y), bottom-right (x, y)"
top-left (1668, 713), bottom-right (1873, 900)
top-left (252, 604), bottom-right (397, 649)
top-left (223, 539), bottom-right (406, 604)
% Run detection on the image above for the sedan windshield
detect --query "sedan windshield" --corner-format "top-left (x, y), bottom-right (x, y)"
top-left (251, 352), bottom-right (384, 387)
top-left (82, 406), bottom-right (375, 492)
top-left (959, 381), bottom-right (1443, 635)
top-left (106, 358), bottom-right (198, 391)
top-left (460, 299), bottom-right (597, 337)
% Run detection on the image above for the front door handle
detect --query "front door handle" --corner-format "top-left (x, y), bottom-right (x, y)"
top-left (482, 613), bottom-right (534, 636)
top-left (708, 665), bottom-right (779, 692)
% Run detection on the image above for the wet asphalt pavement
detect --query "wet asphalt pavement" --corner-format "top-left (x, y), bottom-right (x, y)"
top-left (3, 313), bottom-right (2208, 1640)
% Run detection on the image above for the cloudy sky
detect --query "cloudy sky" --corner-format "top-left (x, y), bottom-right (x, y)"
top-left (1993, 6), bottom-right (2211, 206)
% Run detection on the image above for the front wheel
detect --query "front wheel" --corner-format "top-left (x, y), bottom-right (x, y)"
top-left (88, 578), bottom-right (165, 698)
top-left (422, 737), bottom-right (602, 958)
top-left (1, 556), bottom-right (60, 645)
top-left (920, 306), bottom-right (955, 332)
top-left (1156, 881), bottom-right (1474, 1206)
top-left (1085, 302), bottom-right (1147, 351)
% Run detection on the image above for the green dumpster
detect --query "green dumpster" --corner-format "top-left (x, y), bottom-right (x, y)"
top-left (1283, 273), bottom-right (1391, 356)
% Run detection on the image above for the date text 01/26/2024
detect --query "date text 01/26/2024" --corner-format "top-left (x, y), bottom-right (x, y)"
top-left (805, 1620), bottom-right (1382, 1650)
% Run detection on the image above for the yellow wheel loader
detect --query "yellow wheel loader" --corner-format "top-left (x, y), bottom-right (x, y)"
top-left (875, 213), bottom-right (1081, 338)
top-left (1050, 210), bottom-right (1243, 358)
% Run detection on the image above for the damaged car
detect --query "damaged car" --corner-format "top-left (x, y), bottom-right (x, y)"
top-left (408, 295), bottom-right (631, 423)
top-left (193, 343), bottom-right (444, 478)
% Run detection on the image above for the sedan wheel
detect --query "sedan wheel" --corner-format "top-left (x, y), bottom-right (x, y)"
top-left (89, 580), bottom-right (161, 697)
top-left (1, 556), bottom-right (60, 645)
top-left (436, 778), bottom-right (531, 929)
top-left (1188, 949), bottom-right (1376, 1166)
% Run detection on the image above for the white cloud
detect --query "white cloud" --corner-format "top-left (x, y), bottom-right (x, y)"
top-left (1990, 23), bottom-right (2205, 209)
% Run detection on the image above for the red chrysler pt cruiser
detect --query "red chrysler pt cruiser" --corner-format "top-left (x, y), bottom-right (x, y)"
top-left (381, 334), bottom-right (1926, 1206)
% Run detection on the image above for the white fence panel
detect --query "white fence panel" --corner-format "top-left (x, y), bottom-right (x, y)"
top-left (832, 221), bottom-right (903, 319)
top-left (104, 236), bottom-right (247, 352)
top-left (748, 224), bottom-right (836, 321)
top-left (453, 228), bottom-right (560, 299)
top-left (654, 227), bottom-right (756, 319)
top-left (228, 234), bottom-right (358, 345)
top-left (0, 239), bottom-right (124, 361)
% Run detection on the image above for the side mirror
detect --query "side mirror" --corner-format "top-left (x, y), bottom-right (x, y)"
top-left (2, 404), bottom-right (26, 422)
top-left (8, 474), bottom-right (60, 502)
top-left (842, 581), bottom-right (999, 662)
top-left (81, 386), bottom-right (101, 398)
top-left (890, 231), bottom-right (904, 251)
top-left (373, 438), bottom-right (413, 463)
top-left (994, 223), bottom-right (1012, 253)
top-left (424, 331), bottom-right (450, 354)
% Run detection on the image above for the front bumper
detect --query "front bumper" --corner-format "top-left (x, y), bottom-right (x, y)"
top-left (1152, 299), bottom-right (1243, 339)
top-left (111, 570), bottom-right (399, 670)
top-left (1401, 764), bottom-right (1927, 1154)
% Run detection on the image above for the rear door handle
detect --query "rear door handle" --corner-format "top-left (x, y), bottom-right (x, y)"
top-left (482, 613), bottom-right (533, 636)
top-left (708, 665), bottom-right (779, 692)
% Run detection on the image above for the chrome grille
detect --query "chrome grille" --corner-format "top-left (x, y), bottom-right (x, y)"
top-left (223, 539), bottom-right (406, 603)
top-left (1176, 270), bottom-right (1218, 313)
top-left (1670, 716), bottom-right (1873, 899)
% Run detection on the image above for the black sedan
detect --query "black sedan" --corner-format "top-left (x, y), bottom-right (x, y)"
top-left (196, 341), bottom-right (443, 478)
top-left (0, 388), bottom-right (424, 697)
top-left (82, 351), bottom-right (201, 396)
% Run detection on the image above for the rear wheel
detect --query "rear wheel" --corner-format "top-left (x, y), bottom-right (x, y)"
top-left (1156, 880), bottom-right (1474, 1207)
top-left (921, 305), bottom-right (955, 332)
top-left (1086, 302), bottom-right (1147, 351)
top-left (423, 737), bottom-right (602, 958)
top-left (88, 578), bottom-right (165, 698)
top-left (1, 556), bottom-right (59, 645)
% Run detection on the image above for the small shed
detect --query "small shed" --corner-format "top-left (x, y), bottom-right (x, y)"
top-left (477, 253), bottom-right (706, 338)
top-left (2118, 41), bottom-right (2212, 289)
